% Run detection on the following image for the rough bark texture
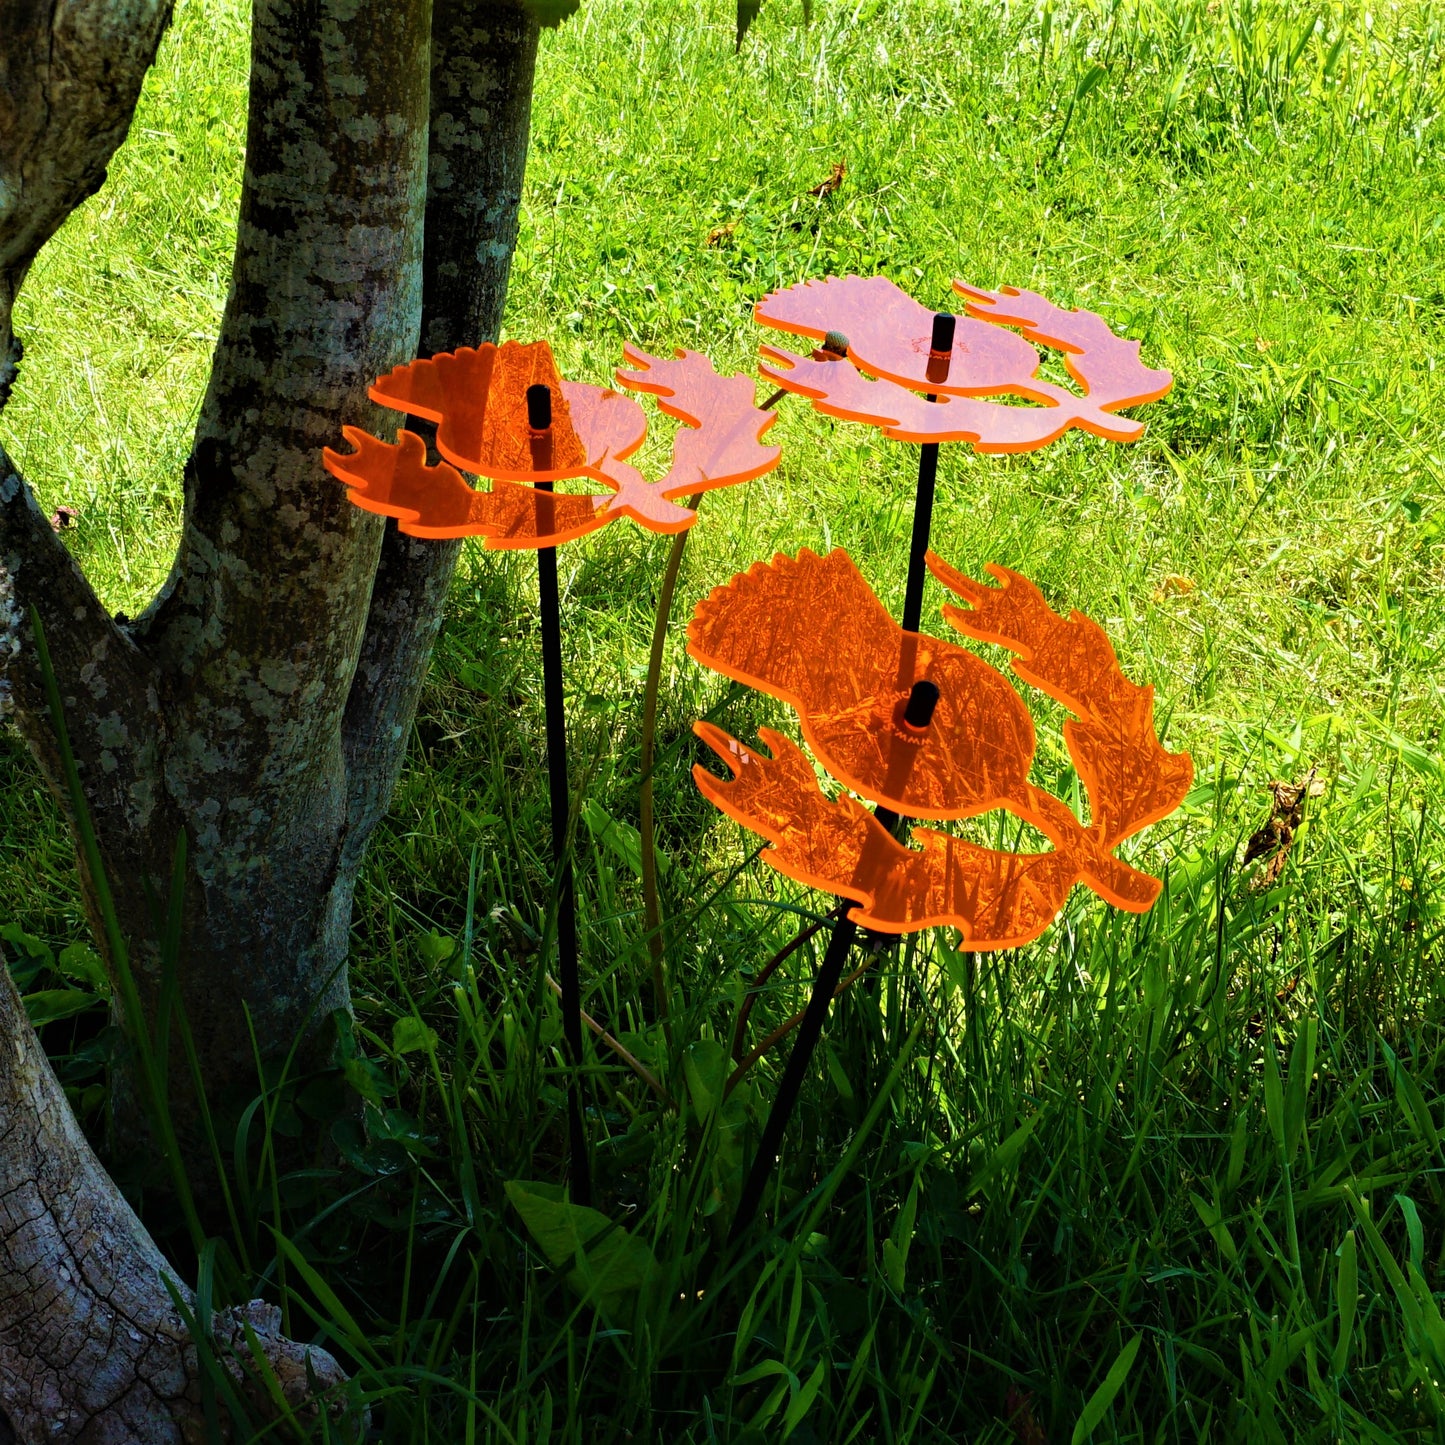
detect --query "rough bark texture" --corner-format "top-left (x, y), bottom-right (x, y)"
top-left (422, 0), bottom-right (539, 359)
top-left (1, 0), bottom-right (541, 1158)
top-left (4, 0), bottom-right (435, 1154)
top-left (0, 954), bottom-right (355, 1443)
top-left (0, 0), bottom-right (174, 405)
top-left (0, 0), bottom-right (542, 1428)
top-left (341, 0), bottom-right (541, 865)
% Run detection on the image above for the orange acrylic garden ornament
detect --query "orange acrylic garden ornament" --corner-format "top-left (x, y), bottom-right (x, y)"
top-left (322, 338), bottom-right (781, 546)
top-left (689, 546), bottom-right (1193, 943)
top-left (710, 273), bottom-right (1181, 1237)
top-left (324, 336), bottom-right (783, 1208)
top-left (755, 273), bottom-right (1173, 452)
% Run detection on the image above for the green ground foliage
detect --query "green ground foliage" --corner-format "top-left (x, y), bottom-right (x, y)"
top-left (2, 0), bottom-right (1444, 1438)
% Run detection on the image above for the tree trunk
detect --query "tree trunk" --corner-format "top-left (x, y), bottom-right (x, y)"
top-left (1, 0), bottom-right (543, 1429)
top-left (340, 0), bottom-right (540, 880)
top-left (3, 0), bottom-right (539, 1164)
top-left (0, 950), bottom-right (355, 1442)
top-left (0, 0), bottom-right (175, 407)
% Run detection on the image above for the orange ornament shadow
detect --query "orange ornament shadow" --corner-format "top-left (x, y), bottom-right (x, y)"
top-left (322, 338), bottom-right (782, 548)
top-left (690, 549), bottom-right (1191, 942)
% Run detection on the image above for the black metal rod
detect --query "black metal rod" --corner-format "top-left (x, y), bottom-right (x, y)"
top-left (531, 380), bottom-right (590, 1207)
top-left (731, 915), bottom-right (860, 1241)
top-left (730, 316), bottom-right (955, 1240)
top-left (899, 442), bottom-right (939, 636)
top-left (903, 678), bottom-right (941, 729)
top-left (537, 532), bottom-right (588, 1206)
top-left (900, 313), bottom-right (955, 636)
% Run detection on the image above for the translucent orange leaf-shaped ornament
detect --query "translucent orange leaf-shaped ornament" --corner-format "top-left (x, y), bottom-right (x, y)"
top-left (610, 346), bottom-right (782, 529)
top-left (687, 549), bottom-right (1036, 821)
top-left (953, 283), bottom-right (1173, 415)
top-left (322, 428), bottom-right (608, 546)
top-left (755, 274), bottom-right (1172, 453)
top-left (324, 339), bottom-right (784, 547)
top-left (756, 274), bottom-right (1039, 394)
top-left (928, 552), bottom-right (1193, 852)
top-left (691, 549), bottom-right (1191, 942)
top-left (370, 340), bottom-right (593, 481)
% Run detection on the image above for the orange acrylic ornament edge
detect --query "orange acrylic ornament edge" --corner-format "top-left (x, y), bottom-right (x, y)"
top-left (323, 340), bottom-right (783, 547)
top-left (755, 274), bottom-right (1172, 454)
top-left (690, 548), bottom-right (1192, 942)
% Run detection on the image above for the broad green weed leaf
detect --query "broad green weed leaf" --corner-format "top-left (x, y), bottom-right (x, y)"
top-left (683, 1037), bottom-right (727, 1123)
top-left (1394, 1193), bottom-right (1426, 1276)
top-left (392, 1016), bottom-right (439, 1055)
top-left (1346, 1189), bottom-right (1445, 1403)
top-left (883, 1170), bottom-right (922, 1292)
top-left (969, 1114), bottom-right (1039, 1197)
top-left (823, 1041), bottom-right (855, 1106)
top-left (733, 1359), bottom-right (795, 1388)
top-left (582, 797), bottom-right (666, 880)
top-left (330, 1009), bottom-right (392, 1105)
top-left (1381, 1040), bottom-right (1439, 1153)
top-left (881, 1238), bottom-right (907, 1294)
top-left (1189, 1190), bottom-right (1239, 1265)
top-left (56, 942), bottom-right (107, 990)
top-left (0, 924), bottom-right (51, 961)
top-left (505, 1180), bottom-right (659, 1321)
top-left (1, 925), bottom-right (52, 990)
top-left (23, 988), bottom-right (100, 1027)
top-left (1071, 1332), bottom-right (1142, 1444)
top-left (416, 931), bottom-right (455, 965)
top-left (1262, 1029), bottom-right (1285, 1153)
top-left (782, 1359), bottom-right (825, 1438)
top-left (1284, 1015), bottom-right (1316, 1163)
top-left (583, 797), bottom-right (653, 872)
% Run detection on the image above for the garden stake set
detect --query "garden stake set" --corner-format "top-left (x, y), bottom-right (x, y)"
top-left (703, 274), bottom-right (1183, 1236)
top-left (322, 276), bottom-right (1187, 1237)
top-left (324, 339), bottom-right (782, 1203)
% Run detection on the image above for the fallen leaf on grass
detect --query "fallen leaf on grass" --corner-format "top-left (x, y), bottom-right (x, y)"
top-left (705, 220), bottom-right (739, 247)
top-left (1005, 1384), bottom-right (1048, 1445)
top-left (1152, 573), bottom-right (1195, 601)
top-left (1243, 767), bottom-right (1325, 889)
top-left (807, 160), bottom-right (846, 198)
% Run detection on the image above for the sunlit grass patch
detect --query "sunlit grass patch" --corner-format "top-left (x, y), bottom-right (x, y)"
top-left (1, 0), bottom-right (1443, 1438)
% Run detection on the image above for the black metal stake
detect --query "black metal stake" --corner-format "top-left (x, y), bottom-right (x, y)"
top-left (730, 679), bottom-right (941, 1241)
top-left (730, 318), bottom-right (955, 1241)
top-left (900, 311), bottom-right (955, 635)
top-left (529, 383), bottom-right (590, 1207)
top-left (731, 914), bottom-right (859, 1241)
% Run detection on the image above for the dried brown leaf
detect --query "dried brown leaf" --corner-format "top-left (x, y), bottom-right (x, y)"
top-left (1244, 767), bottom-right (1324, 889)
top-left (807, 160), bottom-right (845, 198)
top-left (1005, 1385), bottom-right (1048, 1445)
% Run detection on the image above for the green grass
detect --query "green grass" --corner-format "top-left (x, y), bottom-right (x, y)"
top-left (3, 0), bottom-right (1445, 1439)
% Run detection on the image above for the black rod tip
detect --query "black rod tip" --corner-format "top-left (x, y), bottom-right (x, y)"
top-left (930, 312), bottom-right (957, 355)
top-left (903, 679), bottom-right (941, 730)
top-left (822, 329), bottom-right (851, 357)
top-left (527, 383), bottom-right (552, 430)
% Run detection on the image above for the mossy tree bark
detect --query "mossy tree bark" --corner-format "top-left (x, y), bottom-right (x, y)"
top-left (0, 0), bottom-right (540, 1435)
